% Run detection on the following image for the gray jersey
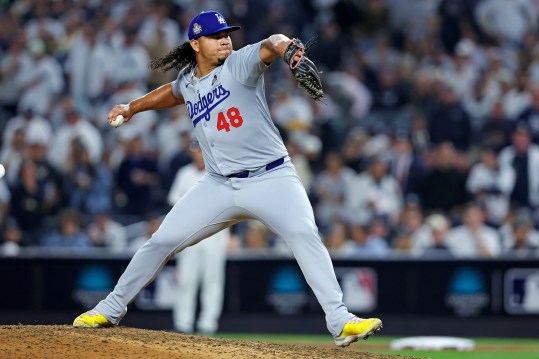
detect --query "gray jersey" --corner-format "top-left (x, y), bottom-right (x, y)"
top-left (172, 41), bottom-right (288, 176)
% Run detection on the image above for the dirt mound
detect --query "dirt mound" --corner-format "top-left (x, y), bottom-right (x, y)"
top-left (0, 325), bottom-right (421, 359)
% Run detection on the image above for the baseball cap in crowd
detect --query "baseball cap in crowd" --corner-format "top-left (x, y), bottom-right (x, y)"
top-left (188, 11), bottom-right (240, 40)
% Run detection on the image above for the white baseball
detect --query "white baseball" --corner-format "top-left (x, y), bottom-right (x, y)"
top-left (0, 164), bottom-right (4, 179)
top-left (110, 114), bottom-right (125, 128)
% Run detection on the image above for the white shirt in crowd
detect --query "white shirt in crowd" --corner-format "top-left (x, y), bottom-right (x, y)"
top-left (16, 53), bottom-right (64, 116)
top-left (47, 118), bottom-right (104, 170)
top-left (466, 161), bottom-right (515, 225)
top-left (446, 225), bottom-right (501, 258)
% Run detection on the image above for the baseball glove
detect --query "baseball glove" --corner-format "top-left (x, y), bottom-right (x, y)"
top-left (283, 36), bottom-right (324, 101)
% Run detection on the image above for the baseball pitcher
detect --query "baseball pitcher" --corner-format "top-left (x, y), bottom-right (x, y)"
top-left (73, 10), bottom-right (382, 347)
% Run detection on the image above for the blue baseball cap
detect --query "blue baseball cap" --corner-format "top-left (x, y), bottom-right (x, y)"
top-left (188, 11), bottom-right (240, 40)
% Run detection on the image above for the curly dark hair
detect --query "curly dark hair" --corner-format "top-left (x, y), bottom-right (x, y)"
top-left (148, 41), bottom-right (196, 73)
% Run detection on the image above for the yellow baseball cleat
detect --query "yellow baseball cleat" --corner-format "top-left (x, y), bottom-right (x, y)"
top-left (335, 317), bottom-right (383, 347)
top-left (73, 309), bottom-right (114, 328)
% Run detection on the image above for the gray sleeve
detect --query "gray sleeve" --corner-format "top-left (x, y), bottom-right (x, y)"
top-left (226, 41), bottom-right (269, 87)
top-left (171, 69), bottom-right (188, 98)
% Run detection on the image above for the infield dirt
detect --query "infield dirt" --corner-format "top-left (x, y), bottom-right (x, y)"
top-left (0, 325), bottom-right (423, 359)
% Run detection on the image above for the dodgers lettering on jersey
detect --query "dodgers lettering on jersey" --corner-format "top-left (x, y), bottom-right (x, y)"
top-left (171, 41), bottom-right (288, 177)
top-left (186, 85), bottom-right (230, 127)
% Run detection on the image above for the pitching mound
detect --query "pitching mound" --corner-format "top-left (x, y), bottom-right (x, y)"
top-left (0, 325), bottom-right (422, 359)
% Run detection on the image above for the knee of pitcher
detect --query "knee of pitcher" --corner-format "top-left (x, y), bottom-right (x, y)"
top-left (136, 235), bottom-right (181, 255)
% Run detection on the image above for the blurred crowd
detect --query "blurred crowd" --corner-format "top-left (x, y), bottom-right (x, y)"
top-left (1, 0), bottom-right (539, 259)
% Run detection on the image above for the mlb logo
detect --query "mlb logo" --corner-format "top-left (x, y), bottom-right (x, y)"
top-left (504, 268), bottom-right (539, 314)
top-left (337, 268), bottom-right (377, 313)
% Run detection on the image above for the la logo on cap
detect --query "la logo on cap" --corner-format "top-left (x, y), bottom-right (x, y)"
top-left (215, 13), bottom-right (226, 24)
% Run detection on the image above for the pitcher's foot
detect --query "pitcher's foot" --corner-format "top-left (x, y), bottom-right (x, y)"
top-left (73, 309), bottom-right (113, 328)
top-left (334, 317), bottom-right (382, 347)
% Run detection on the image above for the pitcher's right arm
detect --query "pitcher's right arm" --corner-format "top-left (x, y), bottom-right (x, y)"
top-left (107, 83), bottom-right (185, 124)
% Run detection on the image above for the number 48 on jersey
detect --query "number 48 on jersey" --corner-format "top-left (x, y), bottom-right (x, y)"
top-left (217, 107), bottom-right (244, 132)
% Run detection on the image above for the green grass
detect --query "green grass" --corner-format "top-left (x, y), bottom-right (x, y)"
top-left (372, 352), bottom-right (539, 359)
top-left (217, 334), bottom-right (539, 359)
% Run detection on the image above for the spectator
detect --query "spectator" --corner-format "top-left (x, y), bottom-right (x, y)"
top-left (409, 115), bottom-right (431, 156)
top-left (112, 26), bottom-right (150, 92)
top-left (393, 203), bottom-right (429, 254)
top-left (41, 208), bottom-right (93, 250)
top-left (138, 2), bottom-right (181, 51)
top-left (466, 145), bottom-right (515, 227)
top-left (502, 71), bottom-right (531, 122)
top-left (419, 142), bottom-right (469, 214)
top-left (26, 131), bottom-right (64, 217)
top-left (48, 101), bottom-right (104, 172)
top-left (0, 38), bottom-right (31, 117)
top-left (0, 178), bottom-right (10, 234)
top-left (412, 213), bottom-right (453, 258)
top-left (437, 0), bottom-right (479, 54)
top-left (138, 3), bottom-right (180, 91)
top-left (479, 100), bottom-right (514, 153)
top-left (347, 155), bottom-right (402, 226)
top-left (87, 212), bottom-right (128, 252)
top-left (24, 5), bottom-right (65, 41)
top-left (358, 0), bottom-right (390, 38)
top-left (463, 73), bottom-right (500, 137)
top-left (515, 84), bottom-right (539, 143)
top-left (312, 152), bottom-right (355, 233)
top-left (370, 67), bottom-right (411, 125)
top-left (346, 218), bottom-right (390, 257)
top-left (0, 217), bottom-right (23, 256)
top-left (16, 37), bottom-right (64, 117)
top-left (66, 22), bottom-right (115, 117)
top-left (427, 83), bottom-right (472, 151)
top-left (3, 108), bottom-right (52, 154)
top-left (446, 203), bottom-right (501, 258)
top-left (498, 124), bottom-right (539, 209)
top-left (155, 106), bottom-right (191, 176)
top-left (0, 128), bottom-right (26, 186)
top-left (323, 69), bottom-right (372, 127)
top-left (340, 127), bottom-right (370, 173)
top-left (499, 209), bottom-right (539, 257)
top-left (166, 130), bottom-right (194, 191)
top-left (116, 133), bottom-right (159, 219)
top-left (271, 88), bottom-right (314, 134)
top-left (442, 39), bottom-right (479, 98)
top-left (324, 219), bottom-right (350, 255)
top-left (10, 160), bottom-right (49, 245)
top-left (362, 34), bottom-right (401, 73)
top-left (528, 45), bottom-right (539, 84)
top-left (485, 50), bottom-right (516, 87)
top-left (305, 21), bottom-right (344, 72)
top-left (475, 0), bottom-right (538, 45)
top-left (386, 131), bottom-right (426, 199)
top-left (242, 220), bottom-right (272, 251)
top-left (63, 139), bottom-right (113, 216)
top-left (332, 0), bottom-right (362, 36)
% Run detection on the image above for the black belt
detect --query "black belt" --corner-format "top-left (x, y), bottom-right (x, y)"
top-left (227, 157), bottom-right (285, 178)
